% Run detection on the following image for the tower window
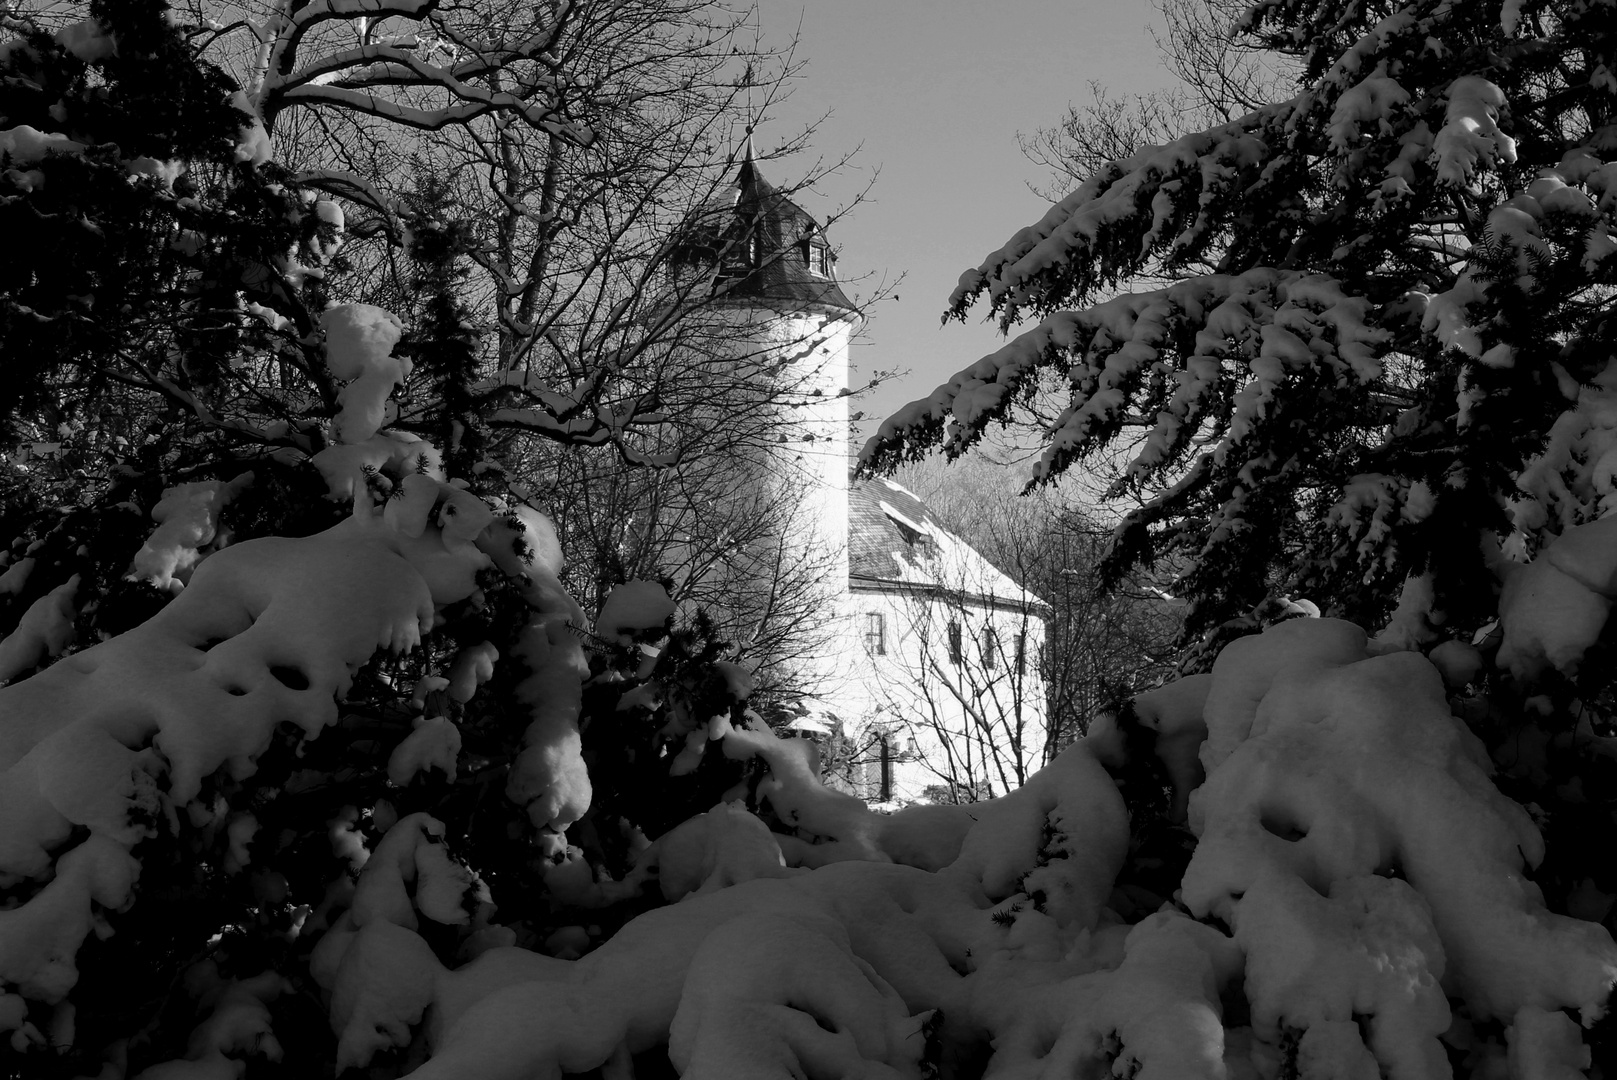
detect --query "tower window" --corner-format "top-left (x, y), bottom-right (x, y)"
top-left (1015, 631), bottom-right (1027, 674)
top-left (864, 612), bottom-right (886, 656)
top-left (981, 626), bottom-right (998, 670)
top-left (947, 620), bottom-right (962, 665)
top-left (799, 226), bottom-right (829, 275)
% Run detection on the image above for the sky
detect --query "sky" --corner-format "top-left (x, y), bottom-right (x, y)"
top-left (748, 1), bottom-right (1180, 442)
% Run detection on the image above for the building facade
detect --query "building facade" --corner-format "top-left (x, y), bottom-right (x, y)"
top-left (837, 477), bottom-right (1050, 805)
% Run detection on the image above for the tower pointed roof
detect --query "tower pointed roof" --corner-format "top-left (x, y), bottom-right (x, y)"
top-left (669, 146), bottom-right (859, 319)
top-left (737, 128), bottom-right (758, 188)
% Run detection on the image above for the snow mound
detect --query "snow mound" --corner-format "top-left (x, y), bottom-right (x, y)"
top-left (404, 730), bottom-right (1132, 1080)
top-left (320, 304), bottom-right (408, 446)
top-left (595, 579), bottom-right (676, 644)
top-left (652, 802), bottom-right (793, 902)
top-left (1185, 618), bottom-right (1617, 1031)
top-left (1497, 513), bottom-right (1617, 681)
top-left (1433, 76), bottom-right (1517, 186)
top-left (0, 475), bottom-right (580, 1029)
top-left (0, 574), bottom-right (78, 684)
top-left (968, 910), bottom-right (1240, 1079)
top-left (669, 910), bottom-right (929, 1079)
top-left (128, 473), bottom-right (253, 591)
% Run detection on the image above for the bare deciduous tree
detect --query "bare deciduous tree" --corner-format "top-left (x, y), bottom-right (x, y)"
top-left (893, 453), bottom-right (1182, 752)
top-left (1020, 0), bottom-right (1297, 200)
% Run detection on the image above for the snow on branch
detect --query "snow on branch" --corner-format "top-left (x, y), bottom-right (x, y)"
top-left (288, 0), bottom-right (438, 29)
top-left (269, 26), bottom-right (562, 93)
top-left (77, 602), bottom-right (1605, 1078)
top-left (1186, 618), bottom-right (1617, 1026)
top-left (948, 103), bottom-right (1290, 325)
top-left (277, 81), bottom-right (581, 137)
top-left (376, 732), bottom-right (1133, 1079)
top-left (5, 293), bottom-right (1617, 1074)
top-left (0, 305), bottom-right (597, 1030)
top-left (866, 268), bottom-right (1388, 490)
top-left (293, 167), bottom-right (405, 241)
top-left (247, 0), bottom-right (590, 149)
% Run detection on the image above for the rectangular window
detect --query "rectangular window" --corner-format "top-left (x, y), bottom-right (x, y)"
top-left (864, 611), bottom-right (886, 656)
top-left (862, 733), bottom-right (895, 802)
top-left (1015, 632), bottom-right (1027, 674)
top-left (947, 620), bottom-right (962, 665)
top-left (880, 735), bottom-right (893, 802)
top-left (981, 626), bottom-right (998, 670)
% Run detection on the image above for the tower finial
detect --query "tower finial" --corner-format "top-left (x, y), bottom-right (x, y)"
top-left (741, 12), bottom-right (758, 180)
top-left (746, 13), bottom-right (760, 142)
top-left (744, 60), bottom-right (755, 152)
top-left (737, 112), bottom-right (757, 192)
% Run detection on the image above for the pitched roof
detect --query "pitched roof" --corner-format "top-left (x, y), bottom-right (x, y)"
top-left (670, 148), bottom-right (858, 318)
top-left (848, 477), bottom-right (1048, 613)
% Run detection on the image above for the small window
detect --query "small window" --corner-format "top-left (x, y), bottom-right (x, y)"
top-left (947, 620), bottom-right (962, 665)
top-left (981, 626), bottom-right (998, 670)
top-left (864, 611), bottom-right (886, 656)
top-left (799, 226), bottom-right (830, 275)
top-left (862, 732), bottom-right (895, 802)
top-left (1015, 632), bottom-right (1027, 674)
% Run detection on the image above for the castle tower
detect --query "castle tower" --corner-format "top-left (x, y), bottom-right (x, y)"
top-left (667, 146), bottom-right (862, 717)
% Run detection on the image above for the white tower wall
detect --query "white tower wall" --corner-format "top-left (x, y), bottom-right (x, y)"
top-left (738, 306), bottom-right (858, 716)
top-left (662, 149), bottom-right (863, 721)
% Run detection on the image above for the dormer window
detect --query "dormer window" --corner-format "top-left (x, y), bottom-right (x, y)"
top-left (798, 227), bottom-right (831, 276)
top-left (885, 509), bottom-right (931, 550)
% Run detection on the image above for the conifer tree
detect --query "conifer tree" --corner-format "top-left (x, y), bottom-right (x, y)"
top-left (0, 7), bottom-right (762, 1076)
top-left (0, 0), bottom-right (335, 645)
top-left (865, 0), bottom-right (1617, 663)
top-left (865, 7), bottom-right (1617, 1069)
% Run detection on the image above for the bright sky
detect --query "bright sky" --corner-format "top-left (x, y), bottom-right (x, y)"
top-left (750, 1), bottom-right (1178, 441)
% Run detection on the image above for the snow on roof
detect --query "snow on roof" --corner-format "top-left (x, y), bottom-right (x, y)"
top-left (847, 477), bottom-right (1048, 613)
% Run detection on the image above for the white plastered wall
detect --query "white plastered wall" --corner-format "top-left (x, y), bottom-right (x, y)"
top-left (843, 585), bottom-right (1050, 805)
